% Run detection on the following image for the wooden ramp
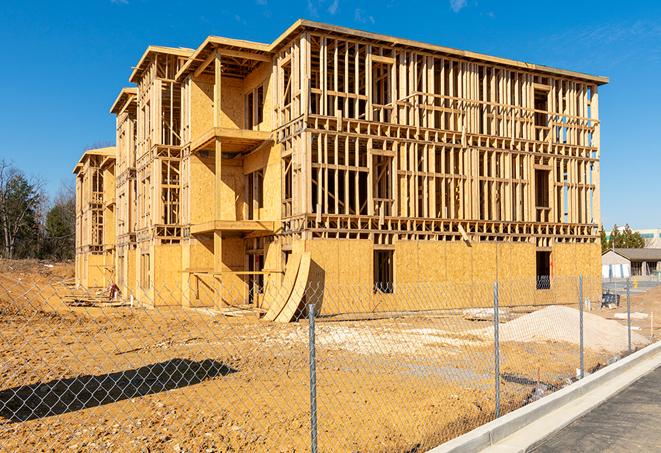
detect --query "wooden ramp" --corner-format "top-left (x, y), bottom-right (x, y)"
top-left (262, 251), bottom-right (311, 322)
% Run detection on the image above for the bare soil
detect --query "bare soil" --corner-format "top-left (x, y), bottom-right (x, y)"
top-left (0, 261), bottom-right (657, 452)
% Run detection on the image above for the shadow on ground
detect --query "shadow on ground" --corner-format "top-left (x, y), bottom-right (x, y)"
top-left (0, 358), bottom-right (236, 422)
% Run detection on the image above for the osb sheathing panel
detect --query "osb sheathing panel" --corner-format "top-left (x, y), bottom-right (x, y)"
top-left (84, 254), bottom-right (107, 288)
top-left (220, 237), bottom-right (248, 305)
top-left (262, 239), bottom-right (282, 306)
top-left (444, 242), bottom-right (473, 281)
top-left (303, 238), bottom-right (372, 315)
top-left (182, 237), bottom-right (215, 308)
top-left (221, 77), bottom-right (243, 129)
top-left (552, 243), bottom-right (600, 278)
top-left (189, 155), bottom-right (214, 225)
top-left (153, 244), bottom-right (182, 306)
top-left (552, 242), bottom-right (601, 302)
top-left (221, 160), bottom-right (244, 220)
top-left (395, 241), bottom-right (536, 284)
top-left (297, 240), bottom-right (603, 315)
top-left (243, 142), bottom-right (282, 221)
top-left (126, 248), bottom-right (136, 297)
top-left (190, 79), bottom-right (213, 139)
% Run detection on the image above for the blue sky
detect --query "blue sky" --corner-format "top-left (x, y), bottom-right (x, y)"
top-left (0, 0), bottom-right (659, 228)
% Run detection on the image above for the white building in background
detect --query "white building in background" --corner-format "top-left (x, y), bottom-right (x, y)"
top-left (606, 228), bottom-right (661, 248)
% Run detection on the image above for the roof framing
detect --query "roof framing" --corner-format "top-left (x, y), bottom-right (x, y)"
top-left (129, 45), bottom-right (194, 83)
top-left (109, 87), bottom-right (137, 114)
top-left (172, 19), bottom-right (607, 85)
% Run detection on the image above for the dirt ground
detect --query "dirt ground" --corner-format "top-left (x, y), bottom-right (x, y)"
top-left (0, 260), bottom-right (658, 452)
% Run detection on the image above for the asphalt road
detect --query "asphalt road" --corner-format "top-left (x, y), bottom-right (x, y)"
top-left (532, 366), bottom-right (661, 452)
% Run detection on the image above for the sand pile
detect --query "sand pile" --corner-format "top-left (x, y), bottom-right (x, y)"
top-left (470, 305), bottom-right (649, 354)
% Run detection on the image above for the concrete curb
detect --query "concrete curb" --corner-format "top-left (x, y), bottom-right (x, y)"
top-left (428, 341), bottom-right (661, 453)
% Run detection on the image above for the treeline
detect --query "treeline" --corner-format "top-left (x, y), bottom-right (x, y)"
top-left (0, 159), bottom-right (75, 260)
top-left (600, 224), bottom-right (645, 253)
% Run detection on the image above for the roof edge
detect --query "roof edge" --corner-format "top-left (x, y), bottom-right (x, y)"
top-left (129, 45), bottom-right (194, 83)
top-left (110, 87), bottom-right (137, 114)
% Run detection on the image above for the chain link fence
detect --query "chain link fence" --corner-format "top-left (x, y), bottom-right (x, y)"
top-left (0, 268), bottom-right (657, 452)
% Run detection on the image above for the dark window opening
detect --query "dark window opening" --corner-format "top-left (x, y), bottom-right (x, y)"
top-left (245, 92), bottom-right (254, 129)
top-left (535, 168), bottom-right (550, 222)
top-left (374, 250), bottom-right (394, 293)
top-left (246, 170), bottom-right (264, 220)
top-left (535, 169), bottom-right (549, 208)
top-left (282, 249), bottom-right (292, 267)
top-left (248, 253), bottom-right (264, 303)
top-left (536, 251), bottom-right (551, 290)
top-left (246, 84), bottom-right (265, 129)
top-left (534, 89), bottom-right (548, 127)
top-left (256, 85), bottom-right (264, 124)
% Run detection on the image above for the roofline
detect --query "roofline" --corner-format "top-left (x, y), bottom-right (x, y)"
top-left (176, 19), bottom-right (607, 85)
top-left (129, 45), bottom-right (194, 83)
top-left (603, 248), bottom-right (661, 261)
top-left (176, 36), bottom-right (271, 80)
top-left (72, 147), bottom-right (116, 174)
top-left (602, 249), bottom-right (627, 260)
top-left (110, 87), bottom-right (137, 114)
top-left (288, 20), bottom-right (609, 85)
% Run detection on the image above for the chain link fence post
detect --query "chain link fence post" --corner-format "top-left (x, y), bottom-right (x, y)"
top-left (579, 274), bottom-right (584, 379)
top-left (626, 279), bottom-right (632, 354)
top-left (493, 281), bottom-right (500, 418)
top-left (308, 303), bottom-right (318, 453)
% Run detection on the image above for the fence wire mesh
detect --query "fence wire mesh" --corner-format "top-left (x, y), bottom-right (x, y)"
top-left (0, 262), bottom-right (658, 452)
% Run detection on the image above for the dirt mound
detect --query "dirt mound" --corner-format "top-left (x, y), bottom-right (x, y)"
top-left (471, 305), bottom-right (649, 353)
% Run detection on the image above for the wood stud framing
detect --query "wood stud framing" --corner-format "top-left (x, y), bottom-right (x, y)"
top-left (275, 29), bottom-right (603, 248)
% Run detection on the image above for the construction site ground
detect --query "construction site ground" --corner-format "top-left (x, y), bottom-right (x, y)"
top-left (0, 260), bottom-right (658, 452)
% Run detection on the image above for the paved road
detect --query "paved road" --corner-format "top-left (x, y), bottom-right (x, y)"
top-left (532, 366), bottom-right (661, 452)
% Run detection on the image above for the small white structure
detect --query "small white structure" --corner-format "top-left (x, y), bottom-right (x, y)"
top-left (601, 250), bottom-right (631, 279)
top-left (602, 248), bottom-right (661, 278)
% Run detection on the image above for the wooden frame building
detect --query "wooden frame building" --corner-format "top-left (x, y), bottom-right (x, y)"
top-left (74, 20), bottom-right (607, 314)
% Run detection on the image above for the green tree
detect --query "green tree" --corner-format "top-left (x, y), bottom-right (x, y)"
top-left (607, 224), bottom-right (645, 250)
top-left (621, 224), bottom-right (645, 248)
top-left (0, 160), bottom-right (43, 259)
top-left (600, 226), bottom-right (610, 253)
top-left (44, 184), bottom-right (76, 260)
top-left (610, 224), bottom-right (621, 249)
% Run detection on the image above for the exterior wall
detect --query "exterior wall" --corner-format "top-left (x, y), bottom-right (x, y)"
top-left (153, 244), bottom-right (182, 306)
top-left (78, 253), bottom-right (107, 288)
top-left (303, 239), bottom-right (600, 315)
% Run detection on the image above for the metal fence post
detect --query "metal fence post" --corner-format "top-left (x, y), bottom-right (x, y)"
top-left (626, 279), bottom-right (632, 354)
top-left (308, 303), bottom-right (318, 453)
top-left (493, 282), bottom-right (500, 418)
top-left (579, 274), bottom-right (584, 379)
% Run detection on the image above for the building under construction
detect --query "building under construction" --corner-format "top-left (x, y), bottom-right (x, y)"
top-left (74, 20), bottom-right (606, 316)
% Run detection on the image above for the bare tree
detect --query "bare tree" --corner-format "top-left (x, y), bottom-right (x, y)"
top-left (44, 180), bottom-right (76, 260)
top-left (0, 160), bottom-right (45, 259)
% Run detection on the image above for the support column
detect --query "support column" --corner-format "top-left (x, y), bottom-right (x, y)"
top-left (213, 51), bottom-right (225, 306)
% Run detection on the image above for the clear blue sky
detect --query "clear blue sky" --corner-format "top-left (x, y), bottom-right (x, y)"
top-left (0, 0), bottom-right (659, 228)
